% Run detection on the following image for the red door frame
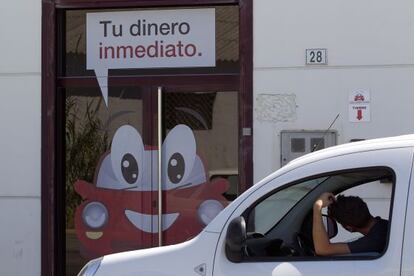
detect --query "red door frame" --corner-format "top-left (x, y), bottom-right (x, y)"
top-left (41, 1), bottom-right (252, 275)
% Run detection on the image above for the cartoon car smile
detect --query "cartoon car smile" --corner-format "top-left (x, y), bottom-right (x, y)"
top-left (74, 124), bottom-right (230, 257)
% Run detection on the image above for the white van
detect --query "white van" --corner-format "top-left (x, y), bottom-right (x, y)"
top-left (78, 135), bottom-right (414, 276)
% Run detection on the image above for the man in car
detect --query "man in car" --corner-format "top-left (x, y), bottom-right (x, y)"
top-left (312, 192), bottom-right (388, 256)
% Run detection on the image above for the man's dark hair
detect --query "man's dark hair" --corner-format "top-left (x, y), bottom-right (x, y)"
top-left (328, 195), bottom-right (372, 228)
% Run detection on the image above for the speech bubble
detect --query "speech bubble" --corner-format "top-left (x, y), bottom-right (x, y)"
top-left (86, 9), bottom-right (216, 106)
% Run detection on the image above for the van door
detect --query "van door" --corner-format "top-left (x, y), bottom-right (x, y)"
top-left (213, 148), bottom-right (412, 276)
top-left (400, 151), bottom-right (414, 275)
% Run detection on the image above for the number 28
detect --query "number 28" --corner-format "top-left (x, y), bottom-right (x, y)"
top-left (309, 50), bottom-right (323, 63)
top-left (307, 49), bottom-right (326, 64)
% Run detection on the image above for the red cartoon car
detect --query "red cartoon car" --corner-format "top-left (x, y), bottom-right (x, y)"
top-left (74, 125), bottom-right (230, 258)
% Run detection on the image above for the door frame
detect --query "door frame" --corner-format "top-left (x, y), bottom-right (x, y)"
top-left (41, 1), bottom-right (252, 275)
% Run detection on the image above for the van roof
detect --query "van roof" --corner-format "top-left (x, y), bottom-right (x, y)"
top-left (260, 134), bottom-right (414, 185)
top-left (295, 134), bottom-right (414, 162)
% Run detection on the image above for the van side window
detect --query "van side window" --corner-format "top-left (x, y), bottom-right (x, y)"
top-left (247, 177), bottom-right (326, 234)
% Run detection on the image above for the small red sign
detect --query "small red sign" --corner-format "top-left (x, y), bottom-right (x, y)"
top-left (354, 93), bottom-right (365, 102)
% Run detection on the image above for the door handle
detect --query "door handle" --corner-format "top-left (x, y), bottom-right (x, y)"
top-left (157, 86), bottom-right (163, 247)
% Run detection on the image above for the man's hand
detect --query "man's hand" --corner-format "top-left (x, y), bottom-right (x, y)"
top-left (314, 192), bottom-right (335, 209)
top-left (312, 192), bottom-right (350, 256)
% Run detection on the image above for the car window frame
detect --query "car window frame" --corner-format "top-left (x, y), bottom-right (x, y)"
top-left (239, 166), bottom-right (396, 263)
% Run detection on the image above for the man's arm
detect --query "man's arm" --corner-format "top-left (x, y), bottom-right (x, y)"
top-left (312, 193), bottom-right (350, 256)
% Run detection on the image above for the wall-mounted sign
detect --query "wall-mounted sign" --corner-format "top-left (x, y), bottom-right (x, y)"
top-left (306, 48), bottom-right (327, 65)
top-left (87, 9), bottom-right (216, 105)
top-left (349, 89), bottom-right (371, 122)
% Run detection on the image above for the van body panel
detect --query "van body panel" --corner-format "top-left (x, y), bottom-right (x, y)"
top-left (401, 153), bottom-right (414, 276)
top-left (95, 231), bottom-right (220, 276)
top-left (213, 147), bottom-right (412, 276)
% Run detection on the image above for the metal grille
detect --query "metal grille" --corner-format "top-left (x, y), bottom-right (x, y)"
top-left (291, 138), bottom-right (305, 153)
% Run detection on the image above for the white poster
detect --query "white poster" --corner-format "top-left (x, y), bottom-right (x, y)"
top-left (87, 9), bottom-right (216, 105)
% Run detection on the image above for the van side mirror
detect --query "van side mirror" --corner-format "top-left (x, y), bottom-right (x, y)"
top-left (225, 216), bottom-right (247, 262)
top-left (323, 215), bottom-right (338, 239)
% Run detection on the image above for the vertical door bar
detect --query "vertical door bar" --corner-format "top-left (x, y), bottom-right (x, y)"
top-left (157, 86), bottom-right (163, 246)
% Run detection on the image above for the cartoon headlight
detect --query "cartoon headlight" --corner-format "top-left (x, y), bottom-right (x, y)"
top-left (197, 200), bottom-right (224, 226)
top-left (82, 202), bottom-right (108, 229)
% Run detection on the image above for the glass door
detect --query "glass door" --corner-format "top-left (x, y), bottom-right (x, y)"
top-left (64, 85), bottom-right (157, 274)
top-left (155, 87), bottom-right (239, 245)
top-left (63, 84), bottom-right (241, 274)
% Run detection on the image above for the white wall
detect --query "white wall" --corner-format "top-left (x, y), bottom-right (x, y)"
top-left (0, 0), bottom-right (412, 273)
top-left (253, 0), bottom-right (414, 181)
top-left (0, 0), bottom-right (41, 275)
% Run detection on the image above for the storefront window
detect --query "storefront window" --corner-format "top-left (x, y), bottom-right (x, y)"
top-left (62, 6), bottom-right (239, 77)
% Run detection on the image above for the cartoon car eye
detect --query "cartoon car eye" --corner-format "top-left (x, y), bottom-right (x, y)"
top-left (162, 125), bottom-right (196, 189)
top-left (82, 202), bottom-right (109, 229)
top-left (111, 125), bottom-right (144, 188)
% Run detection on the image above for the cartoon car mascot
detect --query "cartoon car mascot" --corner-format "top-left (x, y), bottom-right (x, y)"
top-left (74, 124), bottom-right (230, 258)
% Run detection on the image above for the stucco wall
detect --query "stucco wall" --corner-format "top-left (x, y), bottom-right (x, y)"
top-left (253, 0), bottom-right (414, 181)
top-left (0, 0), bottom-right (41, 275)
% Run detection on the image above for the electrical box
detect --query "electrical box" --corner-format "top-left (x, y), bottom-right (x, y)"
top-left (281, 130), bottom-right (337, 166)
